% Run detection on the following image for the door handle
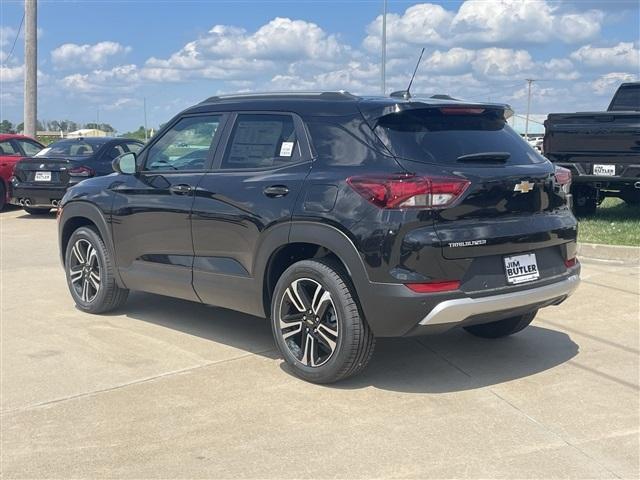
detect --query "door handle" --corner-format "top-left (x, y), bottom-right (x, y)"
top-left (170, 184), bottom-right (193, 195)
top-left (263, 185), bottom-right (290, 198)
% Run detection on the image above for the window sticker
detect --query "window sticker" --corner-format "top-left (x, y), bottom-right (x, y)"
top-left (279, 141), bottom-right (294, 157)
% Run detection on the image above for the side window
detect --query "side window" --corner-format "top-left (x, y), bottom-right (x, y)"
top-left (17, 139), bottom-right (42, 156)
top-left (126, 142), bottom-right (143, 154)
top-left (0, 141), bottom-right (19, 156)
top-left (221, 114), bottom-right (298, 169)
top-left (146, 115), bottom-right (222, 171)
top-left (104, 144), bottom-right (127, 161)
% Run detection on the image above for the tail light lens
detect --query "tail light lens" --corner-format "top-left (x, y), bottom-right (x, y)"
top-left (564, 257), bottom-right (577, 268)
top-left (347, 174), bottom-right (470, 209)
top-left (439, 107), bottom-right (485, 115)
top-left (405, 280), bottom-right (461, 293)
top-left (554, 166), bottom-right (572, 193)
top-left (68, 165), bottom-right (94, 177)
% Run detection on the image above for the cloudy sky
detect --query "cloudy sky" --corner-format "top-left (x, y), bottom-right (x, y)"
top-left (1, 0), bottom-right (638, 133)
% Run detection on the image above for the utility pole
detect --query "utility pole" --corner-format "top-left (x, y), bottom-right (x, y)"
top-left (23, 0), bottom-right (37, 137)
top-left (525, 78), bottom-right (535, 141)
top-left (381, 0), bottom-right (387, 95)
top-left (143, 97), bottom-right (148, 141)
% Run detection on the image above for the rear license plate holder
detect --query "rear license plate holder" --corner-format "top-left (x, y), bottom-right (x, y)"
top-left (593, 164), bottom-right (615, 176)
top-left (504, 253), bottom-right (540, 285)
top-left (34, 171), bottom-right (51, 182)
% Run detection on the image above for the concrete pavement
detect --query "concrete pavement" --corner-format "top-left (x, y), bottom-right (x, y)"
top-left (1, 206), bottom-right (638, 478)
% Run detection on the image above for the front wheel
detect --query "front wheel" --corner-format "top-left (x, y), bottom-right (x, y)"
top-left (271, 259), bottom-right (375, 384)
top-left (463, 311), bottom-right (537, 339)
top-left (65, 226), bottom-right (128, 314)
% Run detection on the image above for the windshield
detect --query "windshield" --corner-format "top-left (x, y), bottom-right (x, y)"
top-left (35, 140), bottom-right (105, 157)
top-left (374, 108), bottom-right (545, 165)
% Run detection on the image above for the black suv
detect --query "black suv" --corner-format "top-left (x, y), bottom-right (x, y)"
top-left (57, 92), bottom-right (580, 383)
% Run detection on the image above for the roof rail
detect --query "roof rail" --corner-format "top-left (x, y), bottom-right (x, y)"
top-left (200, 90), bottom-right (359, 104)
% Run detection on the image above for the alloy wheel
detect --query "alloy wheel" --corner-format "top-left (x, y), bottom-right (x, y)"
top-left (68, 238), bottom-right (101, 303)
top-left (278, 278), bottom-right (339, 367)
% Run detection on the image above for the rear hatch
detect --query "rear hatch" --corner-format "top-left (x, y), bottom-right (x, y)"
top-left (13, 157), bottom-right (75, 186)
top-left (543, 112), bottom-right (640, 175)
top-left (370, 104), bottom-right (574, 261)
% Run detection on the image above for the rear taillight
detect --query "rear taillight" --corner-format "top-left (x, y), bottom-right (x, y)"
top-left (564, 257), bottom-right (577, 268)
top-left (439, 107), bottom-right (485, 115)
top-left (554, 166), bottom-right (571, 193)
top-left (68, 165), bottom-right (94, 177)
top-left (405, 280), bottom-right (461, 293)
top-left (347, 174), bottom-right (470, 209)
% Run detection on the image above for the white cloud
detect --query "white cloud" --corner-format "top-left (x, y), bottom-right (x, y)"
top-left (60, 64), bottom-right (139, 93)
top-left (570, 42), bottom-right (640, 70)
top-left (51, 41), bottom-right (131, 68)
top-left (591, 72), bottom-right (638, 95)
top-left (0, 64), bottom-right (23, 82)
top-left (364, 1), bottom-right (605, 52)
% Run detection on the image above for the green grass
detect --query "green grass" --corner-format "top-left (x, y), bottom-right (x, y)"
top-left (578, 197), bottom-right (640, 246)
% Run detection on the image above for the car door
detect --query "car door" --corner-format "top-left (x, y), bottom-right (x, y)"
top-left (110, 113), bottom-right (226, 301)
top-left (191, 112), bottom-right (313, 315)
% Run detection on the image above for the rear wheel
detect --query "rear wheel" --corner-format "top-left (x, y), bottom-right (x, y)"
top-left (464, 311), bottom-right (537, 339)
top-left (24, 206), bottom-right (51, 215)
top-left (65, 226), bottom-right (128, 314)
top-left (271, 259), bottom-right (375, 384)
top-left (572, 185), bottom-right (598, 216)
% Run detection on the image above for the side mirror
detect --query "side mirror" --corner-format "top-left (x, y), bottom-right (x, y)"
top-left (112, 152), bottom-right (137, 175)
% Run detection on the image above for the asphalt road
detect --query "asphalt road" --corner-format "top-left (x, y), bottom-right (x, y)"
top-left (1, 206), bottom-right (638, 479)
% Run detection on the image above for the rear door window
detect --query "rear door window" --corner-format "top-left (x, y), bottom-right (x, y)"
top-left (0, 140), bottom-right (19, 156)
top-left (221, 114), bottom-right (299, 169)
top-left (16, 139), bottom-right (43, 156)
top-left (374, 108), bottom-right (545, 165)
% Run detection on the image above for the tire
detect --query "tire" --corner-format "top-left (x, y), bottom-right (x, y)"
top-left (463, 310), bottom-right (537, 339)
top-left (270, 258), bottom-right (375, 384)
top-left (24, 206), bottom-right (51, 215)
top-left (572, 185), bottom-right (597, 216)
top-left (620, 188), bottom-right (640, 205)
top-left (64, 226), bottom-right (128, 314)
top-left (0, 182), bottom-right (5, 211)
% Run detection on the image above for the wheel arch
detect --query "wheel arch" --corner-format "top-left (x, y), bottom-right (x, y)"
top-left (58, 201), bottom-right (126, 288)
top-left (258, 222), bottom-right (370, 318)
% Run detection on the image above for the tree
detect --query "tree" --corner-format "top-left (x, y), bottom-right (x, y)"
top-left (120, 126), bottom-right (150, 141)
top-left (0, 120), bottom-right (15, 133)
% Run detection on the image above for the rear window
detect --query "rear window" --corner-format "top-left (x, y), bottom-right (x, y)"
top-left (608, 85), bottom-right (640, 112)
top-left (374, 108), bottom-right (545, 165)
top-left (35, 140), bottom-right (105, 157)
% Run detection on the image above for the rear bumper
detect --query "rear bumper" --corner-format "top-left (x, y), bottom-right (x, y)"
top-left (10, 184), bottom-right (68, 207)
top-left (358, 266), bottom-right (580, 337)
top-left (419, 274), bottom-right (579, 327)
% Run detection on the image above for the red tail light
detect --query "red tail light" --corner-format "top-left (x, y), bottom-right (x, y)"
top-left (439, 107), bottom-right (485, 115)
top-left (554, 166), bottom-right (571, 186)
top-left (68, 165), bottom-right (94, 177)
top-left (347, 174), bottom-right (470, 209)
top-left (405, 280), bottom-right (461, 293)
top-left (564, 257), bottom-right (577, 268)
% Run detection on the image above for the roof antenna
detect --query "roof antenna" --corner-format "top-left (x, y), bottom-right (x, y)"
top-left (404, 47), bottom-right (425, 100)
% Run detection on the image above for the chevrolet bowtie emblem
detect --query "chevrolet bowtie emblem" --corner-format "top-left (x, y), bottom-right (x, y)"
top-left (514, 181), bottom-right (534, 193)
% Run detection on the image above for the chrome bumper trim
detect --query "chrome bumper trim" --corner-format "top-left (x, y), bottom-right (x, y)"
top-left (419, 275), bottom-right (580, 326)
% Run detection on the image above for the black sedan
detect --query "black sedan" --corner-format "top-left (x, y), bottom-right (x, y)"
top-left (10, 137), bottom-right (143, 214)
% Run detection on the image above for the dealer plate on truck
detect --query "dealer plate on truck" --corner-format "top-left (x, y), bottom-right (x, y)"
top-left (593, 164), bottom-right (616, 176)
top-left (504, 253), bottom-right (540, 285)
top-left (34, 171), bottom-right (51, 182)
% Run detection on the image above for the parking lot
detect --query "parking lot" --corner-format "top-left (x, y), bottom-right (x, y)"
top-left (1, 206), bottom-right (638, 479)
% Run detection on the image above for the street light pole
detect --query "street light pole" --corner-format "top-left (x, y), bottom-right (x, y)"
top-left (381, 0), bottom-right (387, 95)
top-left (525, 78), bottom-right (534, 141)
top-left (23, 0), bottom-right (37, 137)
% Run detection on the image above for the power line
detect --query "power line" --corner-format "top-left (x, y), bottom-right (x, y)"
top-left (2, 13), bottom-right (25, 66)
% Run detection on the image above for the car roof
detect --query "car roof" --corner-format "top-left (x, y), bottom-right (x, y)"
top-left (0, 133), bottom-right (41, 142)
top-left (188, 91), bottom-right (511, 119)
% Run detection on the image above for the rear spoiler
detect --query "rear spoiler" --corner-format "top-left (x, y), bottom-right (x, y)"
top-left (359, 99), bottom-right (513, 128)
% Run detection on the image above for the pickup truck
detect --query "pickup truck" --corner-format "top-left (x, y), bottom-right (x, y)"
top-left (543, 82), bottom-right (640, 215)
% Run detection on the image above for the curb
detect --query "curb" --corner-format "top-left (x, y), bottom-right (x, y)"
top-left (578, 242), bottom-right (640, 265)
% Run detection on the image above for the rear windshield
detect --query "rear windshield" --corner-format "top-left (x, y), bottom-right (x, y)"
top-left (374, 108), bottom-right (545, 165)
top-left (35, 140), bottom-right (105, 157)
top-left (608, 85), bottom-right (640, 111)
